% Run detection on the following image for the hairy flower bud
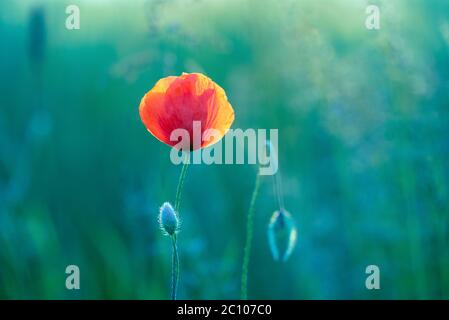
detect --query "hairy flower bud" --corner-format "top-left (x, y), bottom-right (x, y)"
top-left (158, 202), bottom-right (179, 236)
top-left (267, 209), bottom-right (297, 262)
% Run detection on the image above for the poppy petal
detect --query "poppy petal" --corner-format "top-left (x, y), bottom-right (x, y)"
top-left (139, 73), bottom-right (234, 150)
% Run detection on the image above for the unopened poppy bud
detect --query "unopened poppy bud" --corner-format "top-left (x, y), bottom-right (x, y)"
top-left (267, 209), bottom-right (297, 262)
top-left (158, 202), bottom-right (179, 236)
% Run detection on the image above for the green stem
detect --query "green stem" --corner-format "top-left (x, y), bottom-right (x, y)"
top-left (241, 171), bottom-right (262, 300)
top-left (175, 156), bottom-right (190, 212)
top-left (171, 235), bottom-right (179, 300)
top-left (171, 155), bottom-right (189, 300)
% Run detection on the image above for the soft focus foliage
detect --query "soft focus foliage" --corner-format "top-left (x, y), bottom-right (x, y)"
top-left (0, 0), bottom-right (448, 299)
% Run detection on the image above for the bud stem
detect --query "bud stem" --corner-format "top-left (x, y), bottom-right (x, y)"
top-left (270, 142), bottom-right (284, 210)
top-left (171, 235), bottom-right (179, 300)
top-left (241, 171), bottom-right (262, 300)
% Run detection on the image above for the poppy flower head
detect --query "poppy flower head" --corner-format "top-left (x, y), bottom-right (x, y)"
top-left (139, 73), bottom-right (235, 150)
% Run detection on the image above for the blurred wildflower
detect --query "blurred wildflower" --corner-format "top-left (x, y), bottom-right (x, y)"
top-left (268, 209), bottom-right (297, 262)
top-left (28, 6), bottom-right (46, 65)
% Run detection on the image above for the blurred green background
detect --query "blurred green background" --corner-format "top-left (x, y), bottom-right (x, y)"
top-left (1, 0), bottom-right (449, 299)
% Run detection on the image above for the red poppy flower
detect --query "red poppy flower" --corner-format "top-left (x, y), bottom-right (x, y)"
top-left (139, 72), bottom-right (235, 150)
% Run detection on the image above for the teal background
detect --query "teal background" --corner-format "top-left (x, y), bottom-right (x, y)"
top-left (1, 0), bottom-right (449, 299)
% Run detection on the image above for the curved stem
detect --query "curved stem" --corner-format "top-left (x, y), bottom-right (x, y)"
top-left (241, 171), bottom-right (262, 300)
